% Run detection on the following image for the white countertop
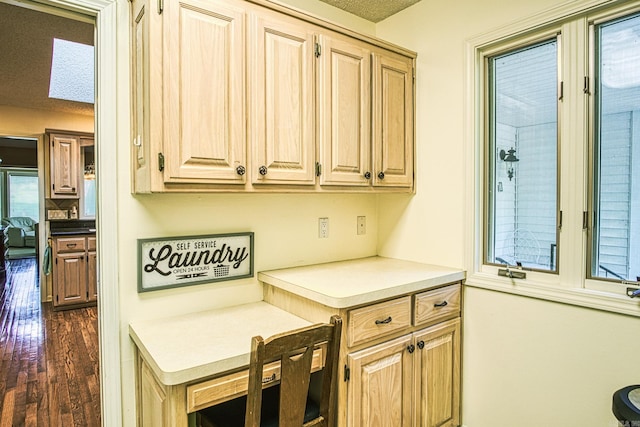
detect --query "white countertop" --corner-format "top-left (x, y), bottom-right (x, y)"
top-left (129, 301), bottom-right (312, 385)
top-left (258, 256), bottom-right (465, 308)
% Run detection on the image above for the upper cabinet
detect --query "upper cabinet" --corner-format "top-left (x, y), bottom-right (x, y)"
top-left (249, 9), bottom-right (316, 185)
top-left (130, 0), bottom-right (416, 193)
top-left (372, 50), bottom-right (414, 188)
top-left (47, 131), bottom-right (95, 199)
top-left (318, 33), bottom-right (371, 187)
top-left (131, 0), bottom-right (246, 190)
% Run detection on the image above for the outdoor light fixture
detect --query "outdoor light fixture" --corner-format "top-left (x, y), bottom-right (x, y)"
top-left (84, 162), bottom-right (96, 180)
top-left (500, 147), bottom-right (519, 181)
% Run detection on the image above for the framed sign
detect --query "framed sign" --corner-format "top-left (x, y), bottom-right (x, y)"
top-left (137, 232), bottom-right (254, 292)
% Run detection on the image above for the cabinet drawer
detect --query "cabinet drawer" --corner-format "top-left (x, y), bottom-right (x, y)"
top-left (87, 236), bottom-right (96, 251)
top-left (54, 237), bottom-right (86, 253)
top-left (348, 296), bottom-right (411, 347)
top-left (414, 284), bottom-right (461, 326)
top-left (186, 346), bottom-right (325, 413)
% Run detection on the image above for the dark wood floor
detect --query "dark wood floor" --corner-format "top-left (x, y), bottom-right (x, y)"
top-left (0, 258), bottom-right (100, 427)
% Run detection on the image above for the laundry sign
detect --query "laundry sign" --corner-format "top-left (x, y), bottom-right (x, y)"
top-left (137, 232), bottom-right (254, 292)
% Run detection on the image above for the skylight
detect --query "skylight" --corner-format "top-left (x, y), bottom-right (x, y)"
top-left (49, 38), bottom-right (94, 104)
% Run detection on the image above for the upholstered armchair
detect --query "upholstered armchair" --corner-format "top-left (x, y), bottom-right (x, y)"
top-left (1, 217), bottom-right (38, 259)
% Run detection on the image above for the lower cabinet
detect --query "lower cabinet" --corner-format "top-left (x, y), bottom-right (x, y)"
top-left (52, 234), bottom-right (97, 309)
top-left (347, 318), bottom-right (460, 427)
top-left (263, 281), bottom-right (462, 427)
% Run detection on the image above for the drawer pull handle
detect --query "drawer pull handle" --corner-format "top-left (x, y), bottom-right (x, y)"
top-left (434, 301), bottom-right (448, 308)
top-left (66, 243), bottom-right (77, 248)
top-left (262, 373), bottom-right (276, 384)
top-left (375, 316), bottom-right (392, 325)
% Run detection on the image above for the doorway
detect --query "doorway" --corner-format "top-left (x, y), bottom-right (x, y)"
top-left (0, 1), bottom-right (101, 424)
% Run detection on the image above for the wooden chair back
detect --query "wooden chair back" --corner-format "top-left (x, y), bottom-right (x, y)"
top-left (244, 315), bottom-right (342, 427)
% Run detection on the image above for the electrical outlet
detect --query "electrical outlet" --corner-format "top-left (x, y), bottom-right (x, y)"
top-left (357, 216), bottom-right (366, 235)
top-left (319, 217), bottom-right (329, 238)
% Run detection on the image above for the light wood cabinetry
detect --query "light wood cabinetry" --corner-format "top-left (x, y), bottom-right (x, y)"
top-left (347, 334), bottom-right (413, 426)
top-left (318, 33), bottom-right (372, 187)
top-left (52, 234), bottom-right (97, 309)
top-left (131, 0), bottom-right (415, 193)
top-left (264, 282), bottom-right (462, 427)
top-left (372, 50), bottom-right (414, 188)
top-left (131, 0), bottom-right (246, 190)
top-left (414, 319), bottom-right (461, 427)
top-left (249, 9), bottom-right (316, 185)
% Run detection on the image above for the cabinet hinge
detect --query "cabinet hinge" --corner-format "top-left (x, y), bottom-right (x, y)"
top-left (315, 162), bottom-right (322, 177)
top-left (583, 211), bottom-right (589, 230)
top-left (314, 42), bottom-right (321, 58)
top-left (158, 153), bottom-right (165, 172)
top-left (344, 365), bottom-right (350, 382)
top-left (56, 295), bottom-right (58, 302)
top-left (157, 0), bottom-right (163, 14)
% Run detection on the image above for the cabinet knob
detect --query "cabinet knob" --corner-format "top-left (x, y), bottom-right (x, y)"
top-left (377, 171), bottom-right (385, 180)
top-left (417, 340), bottom-right (425, 350)
top-left (407, 344), bottom-right (415, 354)
top-left (236, 165), bottom-right (246, 176)
top-left (364, 171), bottom-right (371, 180)
top-left (259, 166), bottom-right (268, 176)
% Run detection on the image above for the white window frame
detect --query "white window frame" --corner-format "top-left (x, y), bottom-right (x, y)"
top-left (464, 0), bottom-right (640, 317)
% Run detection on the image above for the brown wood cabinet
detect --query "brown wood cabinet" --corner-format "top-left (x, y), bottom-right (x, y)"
top-left (52, 234), bottom-right (97, 309)
top-left (46, 130), bottom-right (94, 200)
top-left (49, 133), bottom-right (80, 199)
top-left (131, 0), bottom-right (416, 193)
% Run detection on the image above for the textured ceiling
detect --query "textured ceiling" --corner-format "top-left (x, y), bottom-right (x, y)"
top-left (318, 0), bottom-right (422, 22)
top-left (0, 2), bottom-right (94, 117)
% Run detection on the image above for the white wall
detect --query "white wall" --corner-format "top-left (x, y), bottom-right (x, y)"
top-left (114, 1), bottom-right (378, 424)
top-left (375, 0), bottom-right (640, 426)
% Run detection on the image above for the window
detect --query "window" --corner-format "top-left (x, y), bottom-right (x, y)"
top-left (590, 12), bottom-right (640, 282)
top-left (468, 0), bottom-right (640, 311)
top-left (486, 39), bottom-right (559, 272)
top-left (1, 169), bottom-right (39, 221)
top-left (81, 144), bottom-right (96, 218)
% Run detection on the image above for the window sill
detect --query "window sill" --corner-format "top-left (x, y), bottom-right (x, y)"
top-left (464, 272), bottom-right (640, 317)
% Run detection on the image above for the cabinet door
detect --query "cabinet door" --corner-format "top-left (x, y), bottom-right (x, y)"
top-left (163, 0), bottom-right (247, 185)
top-left (87, 250), bottom-right (98, 302)
top-left (50, 134), bottom-right (79, 198)
top-left (347, 334), bottom-right (413, 427)
top-left (249, 9), bottom-right (315, 185)
top-left (413, 318), bottom-right (460, 427)
top-left (372, 51), bottom-right (414, 188)
top-left (318, 34), bottom-right (371, 186)
top-left (54, 252), bottom-right (87, 307)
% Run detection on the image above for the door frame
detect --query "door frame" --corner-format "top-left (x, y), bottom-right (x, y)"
top-left (21, 0), bottom-right (121, 423)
